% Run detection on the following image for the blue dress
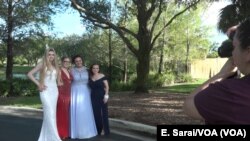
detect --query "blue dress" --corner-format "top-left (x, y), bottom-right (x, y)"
top-left (70, 67), bottom-right (97, 139)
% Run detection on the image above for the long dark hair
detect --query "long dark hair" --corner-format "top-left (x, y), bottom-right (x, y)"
top-left (89, 63), bottom-right (100, 77)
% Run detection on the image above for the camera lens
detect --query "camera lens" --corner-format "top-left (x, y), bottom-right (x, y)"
top-left (218, 40), bottom-right (234, 58)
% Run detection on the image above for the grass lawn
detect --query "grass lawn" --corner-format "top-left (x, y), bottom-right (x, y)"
top-left (0, 65), bottom-right (33, 79)
top-left (153, 79), bottom-right (206, 94)
top-left (155, 83), bottom-right (201, 93)
top-left (12, 65), bottom-right (33, 73)
top-left (0, 96), bottom-right (41, 109)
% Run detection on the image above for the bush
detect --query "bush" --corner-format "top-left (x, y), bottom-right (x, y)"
top-left (175, 73), bottom-right (193, 83)
top-left (0, 78), bottom-right (38, 97)
top-left (110, 80), bottom-right (136, 91)
top-left (147, 72), bottom-right (175, 88)
top-left (0, 80), bottom-right (9, 97)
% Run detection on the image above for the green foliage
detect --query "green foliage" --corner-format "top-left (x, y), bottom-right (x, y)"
top-left (157, 83), bottom-right (201, 94)
top-left (110, 80), bottom-right (136, 91)
top-left (147, 72), bottom-right (175, 88)
top-left (16, 36), bottom-right (46, 65)
top-left (0, 80), bottom-right (9, 97)
top-left (0, 96), bottom-right (41, 108)
top-left (175, 73), bottom-right (193, 83)
top-left (13, 66), bottom-right (33, 74)
top-left (0, 78), bottom-right (38, 97)
top-left (218, 0), bottom-right (250, 33)
top-left (13, 56), bottom-right (27, 65)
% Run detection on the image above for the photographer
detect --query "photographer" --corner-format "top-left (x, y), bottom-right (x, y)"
top-left (183, 18), bottom-right (250, 124)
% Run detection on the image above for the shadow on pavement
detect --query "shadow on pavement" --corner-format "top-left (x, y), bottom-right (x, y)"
top-left (0, 114), bottom-right (148, 141)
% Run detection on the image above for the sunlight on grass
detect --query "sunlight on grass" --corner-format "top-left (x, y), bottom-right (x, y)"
top-left (0, 66), bottom-right (33, 80)
top-left (154, 78), bottom-right (207, 94)
top-left (13, 66), bottom-right (33, 73)
top-left (161, 84), bottom-right (201, 93)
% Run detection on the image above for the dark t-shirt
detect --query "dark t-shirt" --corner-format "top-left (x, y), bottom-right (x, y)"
top-left (194, 75), bottom-right (250, 124)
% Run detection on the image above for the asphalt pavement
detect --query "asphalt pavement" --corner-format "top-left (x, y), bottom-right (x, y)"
top-left (0, 106), bottom-right (156, 141)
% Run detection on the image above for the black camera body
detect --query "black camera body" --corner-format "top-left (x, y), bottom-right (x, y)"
top-left (217, 30), bottom-right (236, 58)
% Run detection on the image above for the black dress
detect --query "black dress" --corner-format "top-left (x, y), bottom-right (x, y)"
top-left (89, 76), bottom-right (110, 135)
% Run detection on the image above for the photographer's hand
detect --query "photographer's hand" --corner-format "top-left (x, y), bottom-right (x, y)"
top-left (226, 25), bottom-right (238, 40)
top-left (184, 58), bottom-right (237, 120)
top-left (218, 57), bottom-right (237, 79)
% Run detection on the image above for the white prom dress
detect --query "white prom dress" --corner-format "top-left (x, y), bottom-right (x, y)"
top-left (38, 69), bottom-right (61, 141)
top-left (70, 67), bottom-right (97, 139)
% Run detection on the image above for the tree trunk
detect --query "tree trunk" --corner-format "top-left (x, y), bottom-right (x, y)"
top-left (158, 47), bottom-right (164, 74)
top-left (6, 0), bottom-right (14, 96)
top-left (185, 34), bottom-right (190, 73)
top-left (134, 7), bottom-right (152, 94)
top-left (123, 46), bottom-right (128, 83)
top-left (108, 28), bottom-right (112, 84)
top-left (108, 2), bottom-right (112, 85)
top-left (134, 33), bottom-right (151, 93)
top-left (6, 36), bottom-right (13, 80)
top-left (135, 52), bottom-right (150, 93)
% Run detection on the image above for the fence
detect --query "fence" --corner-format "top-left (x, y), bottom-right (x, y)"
top-left (189, 58), bottom-right (228, 79)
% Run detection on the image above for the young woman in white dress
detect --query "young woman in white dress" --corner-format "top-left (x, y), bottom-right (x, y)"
top-left (70, 55), bottom-right (97, 139)
top-left (27, 48), bottom-right (61, 141)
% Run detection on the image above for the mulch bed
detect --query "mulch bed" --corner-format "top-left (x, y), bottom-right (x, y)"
top-left (108, 92), bottom-right (204, 126)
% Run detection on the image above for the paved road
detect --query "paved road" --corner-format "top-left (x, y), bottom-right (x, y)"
top-left (0, 107), bottom-right (155, 141)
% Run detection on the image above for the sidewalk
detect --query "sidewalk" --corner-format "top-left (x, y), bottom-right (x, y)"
top-left (0, 106), bottom-right (156, 141)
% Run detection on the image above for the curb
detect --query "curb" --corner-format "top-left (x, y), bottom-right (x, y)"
top-left (0, 106), bottom-right (156, 136)
top-left (109, 118), bottom-right (156, 136)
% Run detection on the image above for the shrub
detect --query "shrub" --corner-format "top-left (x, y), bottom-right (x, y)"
top-left (0, 78), bottom-right (38, 97)
top-left (147, 72), bottom-right (175, 88)
top-left (175, 73), bottom-right (193, 83)
top-left (0, 80), bottom-right (9, 97)
top-left (110, 80), bottom-right (136, 91)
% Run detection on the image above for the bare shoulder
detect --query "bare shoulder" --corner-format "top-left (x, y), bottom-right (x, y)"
top-left (99, 73), bottom-right (105, 78)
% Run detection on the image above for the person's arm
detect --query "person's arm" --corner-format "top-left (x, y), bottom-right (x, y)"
top-left (57, 69), bottom-right (63, 86)
top-left (103, 77), bottom-right (109, 104)
top-left (226, 25), bottom-right (238, 39)
top-left (183, 58), bottom-right (237, 120)
top-left (27, 63), bottom-right (46, 92)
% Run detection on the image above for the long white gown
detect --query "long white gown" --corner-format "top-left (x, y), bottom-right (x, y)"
top-left (38, 69), bottom-right (61, 141)
top-left (70, 67), bottom-right (97, 139)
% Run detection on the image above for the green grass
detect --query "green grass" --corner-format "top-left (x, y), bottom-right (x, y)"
top-left (0, 96), bottom-right (41, 109)
top-left (153, 78), bottom-right (207, 94)
top-left (0, 65), bottom-right (33, 80)
top-left (13, 66), bottom-right (33, 73)
top-left (156, 84), bottom-right (201, 94)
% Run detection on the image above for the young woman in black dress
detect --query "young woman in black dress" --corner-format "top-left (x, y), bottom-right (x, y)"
top-left (89, 64), bottom-right (110, 135)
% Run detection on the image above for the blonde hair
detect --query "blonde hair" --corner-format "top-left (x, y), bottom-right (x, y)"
top-left (39, 48), bottom-right (59, 85)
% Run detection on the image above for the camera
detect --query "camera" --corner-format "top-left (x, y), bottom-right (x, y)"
top-left (217, 30), bottom-right (236, 58)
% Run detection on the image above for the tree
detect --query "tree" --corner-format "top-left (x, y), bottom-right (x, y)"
top-left (70, 0), bottom-right (202, 93)
top-left (0, 0), bottom-right (65, 95)
top-left (218, 0), bottom-right (250, 33)
top-left (16, 36), bottom-right (46, 66)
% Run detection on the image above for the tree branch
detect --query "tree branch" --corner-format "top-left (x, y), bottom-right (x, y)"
top-left (150, 0), bottom-right (162, 40)
top-left (151, 0), bottom-right (201, 49)
top-left (71, 0), bottom-right (138, 56)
